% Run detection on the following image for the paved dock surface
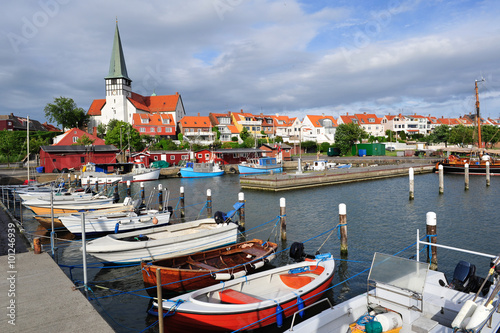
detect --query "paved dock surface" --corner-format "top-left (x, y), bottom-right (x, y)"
top-left (0, 251), bottom-right (114, 333)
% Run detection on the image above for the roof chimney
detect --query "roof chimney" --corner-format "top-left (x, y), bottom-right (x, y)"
top-left (240, 109), bottom-right (243, 113)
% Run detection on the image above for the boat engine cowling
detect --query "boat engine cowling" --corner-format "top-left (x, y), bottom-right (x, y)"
top-left (214, 211), bottom-right (228, 224)
top-left (450, 260), bottom-right (490, 295)
top-left (289, 242), bottom-right (315, 262)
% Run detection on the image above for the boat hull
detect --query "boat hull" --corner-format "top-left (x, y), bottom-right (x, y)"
top-left (60, 211), bottom-right (171, 236)
top-left (141, 239), bottom-right (277, 293)
top-left (81, 168), bottom-right (161, 185)
top-left (238, 165), bottom-right (283, 174)
top-left (438, 162), bottom-right (500, 175)
top-left (179, 168), bottom-right (224, 178)
top-left (155, 255), bottom-right (335, 332)
top-left (86, 219), bottom-right (239, 263)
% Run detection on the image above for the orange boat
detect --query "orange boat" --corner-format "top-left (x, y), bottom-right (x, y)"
top-left (141, 239), bottom-right (277, 294)
top-left (437, 79), bottom-right (500, 175)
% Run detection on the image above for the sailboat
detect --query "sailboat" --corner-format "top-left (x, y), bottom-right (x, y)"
top-left (437, 80), bottom-right (500, 175)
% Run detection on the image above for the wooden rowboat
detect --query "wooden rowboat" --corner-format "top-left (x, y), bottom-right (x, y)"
top-left (141, 239), bottom-right (278, 294)
top-left (151, 253), bottom-right (335, 332)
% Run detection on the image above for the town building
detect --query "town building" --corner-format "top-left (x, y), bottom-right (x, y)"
top-left (179, 115), bottom-right (215, 146)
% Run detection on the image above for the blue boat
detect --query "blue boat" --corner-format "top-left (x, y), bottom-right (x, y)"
top-left (238, 157), bottom-right (283, 174)
top-left (179, 162), bottom-right (225, 178)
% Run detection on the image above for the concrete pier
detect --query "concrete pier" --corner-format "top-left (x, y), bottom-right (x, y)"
top-left (0, 252), bottom-right (114, 332)
top-left (240, 164), bottom-right (435, 191)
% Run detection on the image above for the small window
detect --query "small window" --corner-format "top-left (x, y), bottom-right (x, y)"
top-left (157, 127), bottom-right (162, 132)
top-left (150, 127), bottom-right (155, 132)
top-left (205, 154), bottom-right (210, 159)
top-left (73, 137), bottom-right (78, 143)
top-left (140, 127), bottom-right (145, 132)
top-left (197, 154), bottom-right (202, 158)
top-left (80, 157), bottom-right (85, 163)
top-left (171, 155), bottom-right (175, 160)
top-left (154, 156), bottom-right (158, 161)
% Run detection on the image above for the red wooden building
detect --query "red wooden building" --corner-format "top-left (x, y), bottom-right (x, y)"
top-left (132, 150), bottom-right (190, 167)
top-left (39, 145), bottom-right (119, 173)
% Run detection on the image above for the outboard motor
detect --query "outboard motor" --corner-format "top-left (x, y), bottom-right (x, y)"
top-left (290, 242), bottom-right (306, 262)
top-left (214, 211), bottom-right (227, 224)
top-left (450, 261), bottom-right (489, 294)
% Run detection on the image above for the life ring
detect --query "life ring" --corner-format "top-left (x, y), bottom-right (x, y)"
top-left (229, 167), bottom-right (237, 174)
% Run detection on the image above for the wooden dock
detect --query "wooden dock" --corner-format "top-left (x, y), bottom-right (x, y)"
top-left (240, 164), bottom-right (435, 191)
top-left (0, 251), bottom-right (114, 332)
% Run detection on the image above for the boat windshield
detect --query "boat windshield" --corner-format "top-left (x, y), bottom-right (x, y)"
top-left (368, 252), bottom-right (429, 295)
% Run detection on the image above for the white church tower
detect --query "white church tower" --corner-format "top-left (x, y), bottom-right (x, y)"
top-left (103, 22), bottom-right (132, 124)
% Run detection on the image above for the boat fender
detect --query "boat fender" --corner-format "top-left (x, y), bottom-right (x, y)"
top-left (275, 303), bottom-right (283, 328)
top-left (465, 303), bottom-right (494, 331)
top-left (250, 261), bottom-right (264, 270)
top-left (374, 312), bottom-right (402, 332)
top-left (265, 254), bottom-right (276, 263)
top-left (232, 271), bottom-right (246, 279)
top-left (114, 222), bottom-right (120, 234)
top-left (214, 273), bottom-right (232, 280)
top-left (152, 217), bottom-right (158, 225)
top-left (451, 299), bottom-right (477, 330)
top-left (296, 296), bottom-right (305, 318)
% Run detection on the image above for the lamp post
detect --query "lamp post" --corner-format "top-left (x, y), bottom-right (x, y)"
top-left (120, 125), bottom-right (124, 162)
top-left (128, 127), bottom-right (131, 161)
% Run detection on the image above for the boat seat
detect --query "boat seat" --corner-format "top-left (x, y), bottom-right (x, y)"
top-left (219, 289), bottom-right (263, 304)
top-left (186, 259), bottom-right (218, 271)
top-left (279, 274), bottom-right (314, 289)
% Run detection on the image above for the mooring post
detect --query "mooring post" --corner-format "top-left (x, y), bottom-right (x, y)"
top-left (81, 212), bottom-right (88, 299)
top-left (426, 212), bottom-right (437, 270)
top-left (127, 180), bottom-right (131, 197)
top-left (280, 198), bottom-right (286, 241)
top-left (238, 192), bottom-right (245, 228)
top-left (206, 189), bottom-right (212, 218)
top-left (438, 164), bottom-right (444, 194)
top-left (486, 161), bottom-right (491, 186)
top-left (464, 163), bottom-right (469, 190)
top-left (158, 184), bottom-right (163, 211)
top-left (156, 268), bottom-right (164, 333)
top-left (180, 186), bottom-right (185, 218)
top-left (33, 237), bottom-right (42, 254)
top-left (409, 167), bottom-right (415, 200)
top-left (94, 180), bottom-right (99, 193)
top-left (140, 182), bottom-right (145, 205)
top-left (339, 203), bottom-right (348, 255)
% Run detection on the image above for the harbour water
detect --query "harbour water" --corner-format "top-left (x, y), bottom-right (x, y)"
top-left (18, 172), bottom-right (500, 332)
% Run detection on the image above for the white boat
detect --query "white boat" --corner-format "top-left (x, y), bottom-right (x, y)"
top-left (238, 157), bottom-right (283, 174)
top-left (284, 250), bottom-right (500, 333)
top-left (85, 203), bottom-right (244, 263)
top-left (81, 160), bottom-right (160, 185)
top-left (150, 252), bottom-right (335, 331)
top-left (59, 208), bottom-right (171, 236)
top-left (16, 188), bottom-right (93, 202)
top-left (22, 196), bottom-right (129, 215)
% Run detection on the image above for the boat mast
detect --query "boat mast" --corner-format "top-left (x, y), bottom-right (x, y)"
top-left (27, 115), bottom-right (30, 183)
top-left (475, 79), bottom-right (482, 149)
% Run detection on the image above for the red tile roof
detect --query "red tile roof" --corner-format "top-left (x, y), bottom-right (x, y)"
top-left (305, 115), bottom-right (338, 127)
top-left (180, 116), bottom-right (212, 128)
top-left (87, 92), bottom-right (180, 116)
top-left (88, 99), bottom-right (106, 116)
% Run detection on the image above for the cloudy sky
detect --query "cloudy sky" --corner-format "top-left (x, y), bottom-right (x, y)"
top-left (2, 0), bottom-right (500, 126)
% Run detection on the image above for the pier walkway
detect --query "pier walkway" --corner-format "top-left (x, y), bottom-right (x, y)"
top-left (0, 251), bottom-right (114, 333)
top-left (240, 163), bottom-right (435, 191)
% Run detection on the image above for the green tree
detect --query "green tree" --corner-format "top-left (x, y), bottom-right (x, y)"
top-left (239, 127), bottom-right (250, 141)
top-left (334, 123), bottom-right (369, 155)
top-left (96, 123), bottom-right (107, 139)
top-left (320, 142), bottom-right (330, 152)
top-left (44, 97), bottom-right (89, 130)
top-left (448, 125), bottom-right (473, 146)
top-left (212, 126), bottom-right (221, 140)
top-left (480, 125), bottom-right (500, 148)
top-left (301, 140), bottom-right (317, 153)
top-left (0, 130), bottom-right (21, 165)
top-left (222, 142), bottom-right (232, 148)
top-left (104, 121), bottom-right (144, 153)
top-left (430, 125), bottom-right (451, 146)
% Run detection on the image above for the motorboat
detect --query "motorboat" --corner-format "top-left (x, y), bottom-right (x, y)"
top-left (238, 157), bottom-right (283, 174)
top-left (179, 162), bottom-right (224, 178)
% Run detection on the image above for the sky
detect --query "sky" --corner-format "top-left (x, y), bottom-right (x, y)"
top-left (2, 0), bottom-right (500, 126)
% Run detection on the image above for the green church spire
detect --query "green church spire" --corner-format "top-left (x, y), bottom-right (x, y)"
top-left (105, 22), bottom-right (130, 80)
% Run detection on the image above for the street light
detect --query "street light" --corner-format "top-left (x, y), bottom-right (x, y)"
top-left (120, 125), bottom-right (124, 162)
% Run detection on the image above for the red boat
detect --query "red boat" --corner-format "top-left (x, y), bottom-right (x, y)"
top-left (151, 253), bottom-right (335, 332)
top-left (141, 239), bottom-right (277, 294)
